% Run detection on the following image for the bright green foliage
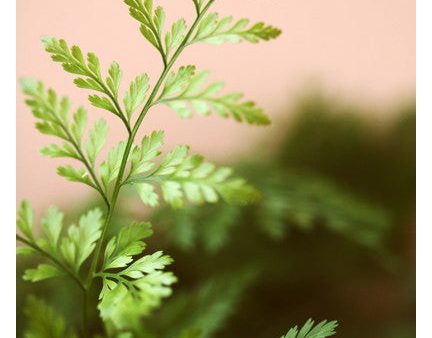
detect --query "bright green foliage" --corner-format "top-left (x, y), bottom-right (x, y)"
top-left (17, 202), bottom-right (104, 279)
top-left (129, 130), bottom-right (165, 178)
top-left (159, 65), bottom-right (197, 99)
top-left (124, 74), bottom-right (150, 121)
top-left (41, 37), bottom-right (127, 122)
top-left (57, 165), bottom-right (94, 188)
top-left (103, 222), bottom-right (153, 270)
top-left (23, 264), bottom-right (64, 282)
top-left (125, 132), bottom-right (260, 208)
top-left (107, 61), bottom-right (122, 99)
top-left (124, 0), bottom-right (166, 57)
top-left (41, 207), bottom-right (63, 248)
top-left (190, 13), bottom-right (281, 45)
top-left (60, 208), bottom-right (103, 272)
top-left (99, 141), bottom-right (127, 191)
top-left (165, 19), bottom-right (187, 56)
top-left (85, 119), bottom-right (108, 166)
top-left (17, 200), bottom-right (34, 241)
top-left (18, 0), bottom-right (284, 335)
top-left (24, 296), bottom-right (78, 338)
top-left (281, 319), bottom-right (338, 338)
top-left (20, 79), bottom-right (108, 192)
top-left (157, 67), bottom-right (271, 124)
top-left (98, 223), bottom-right (176, 330)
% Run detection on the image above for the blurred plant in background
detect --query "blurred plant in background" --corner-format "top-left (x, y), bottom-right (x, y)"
top-left (17, 92), bottom-right (415, 337)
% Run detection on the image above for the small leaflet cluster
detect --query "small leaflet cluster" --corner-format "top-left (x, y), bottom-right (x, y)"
top-left (20, 79), bottom-right (108, 193)
top-left (124, 130), bottom-right (261, 208)
top-left (156, 65), bottom-right (271, 124)
top-left (17, 200), bottom-right (103, 281)
top-left (42, 36), bottom-right (150, 127)
top-left (98, 222), bottom-right (177, 329)
top-left (281, 318), bottom-right (338, 338)
top-left (190, 12), bottom-right (281, 45)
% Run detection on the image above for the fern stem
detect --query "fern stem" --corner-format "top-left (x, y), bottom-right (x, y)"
top-left (85, 0), bottom-right (215, 288)
top-left (82, 288), bottom-right (89, 338)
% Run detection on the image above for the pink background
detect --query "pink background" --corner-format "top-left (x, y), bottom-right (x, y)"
top-left (17, 0), bottom-right (415, 210)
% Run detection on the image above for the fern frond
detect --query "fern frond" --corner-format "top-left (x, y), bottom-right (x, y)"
top-left (281, 318), bottom-right (338, 338)
top-left (123, 132), bottom-right (260, 208)
top-left (190, 13), bottom-right (281, 45)
top-left (98, 222), bottom-right (176, 330)
top-left (41, 37), bottom-right (131, 129)
top-left (20, 79), bottom-right (109, 196)
top-left (156, 67), bottom-right (271, 125)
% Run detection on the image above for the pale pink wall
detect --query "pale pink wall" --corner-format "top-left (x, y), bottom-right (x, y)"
top-left (17, 0), bottom-right (415, 210)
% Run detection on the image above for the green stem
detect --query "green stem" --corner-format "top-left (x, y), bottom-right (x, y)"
top-left (82, 289), bottom-right (89, 338)
top-left (85, 0), bottom-right (215, 288)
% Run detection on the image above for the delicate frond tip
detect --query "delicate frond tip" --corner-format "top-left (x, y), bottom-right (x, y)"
top-left (40, 36), bottom-right (130, 126)
top-left (124, 131), bottom-right (261, 208)
top-left (191, 13), bottom-right (282, 45)
top-left (157, 67), bottom-right (271, 125)
top-left (17, 200), bottom-right (34, 241)
top-left (281, 318), bottom-right (338, 338)
top-left (123, 0), bottom-right (167, 58)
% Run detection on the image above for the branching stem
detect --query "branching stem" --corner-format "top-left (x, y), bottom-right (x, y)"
top-left (85, 0), bottom-right (215, 289)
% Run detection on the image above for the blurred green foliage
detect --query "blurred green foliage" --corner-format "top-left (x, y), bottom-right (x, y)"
top-left (17, 93), bottom-right (415, 338)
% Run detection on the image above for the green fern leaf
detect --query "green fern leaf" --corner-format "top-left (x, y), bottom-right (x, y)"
top-left (129, 130), bottom-right (164, 177)
top-left (165, 19), bottom-right (187, 56)
top-left (88, 95), bottom-right (118, 115)
top-left (98, 242), bottom-right (176, 330)
top-left (123, 74), bottom-right (150, 121)
top-left (85, 119), bottom-right (108, 166)
top-left (191, 13), bottom-right (281, 45)
top-left (41, 206), bottom-right (64, 251)
top-left (281, 319), bottom-right (338, 338)
top-left (124, 0), bottom-right (166, 53)
top-left (60, 208), bottom-right (103, 272)
top-left (126, 139), bottom-right (260, 208)
top-left (104, 222), bottom-right (153, 270)
top-left (107, 61), bottom-right (122, 98)
top-left (17, 200), bottom-right (34, 241)
top-left (23, 264), bottom-right (65, 282)
top-left (157, 68), bottom-right (271, 125)
top-left (57, 166), bottom-right (94, 187)
top-left (99, 141), bottom-right (127, 191)
top-left (41, 37), bottom-right (126, 119)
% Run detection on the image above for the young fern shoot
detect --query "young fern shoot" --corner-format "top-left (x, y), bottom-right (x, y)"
top-left (17, 0), bottom-right (337, 337)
